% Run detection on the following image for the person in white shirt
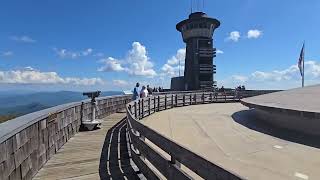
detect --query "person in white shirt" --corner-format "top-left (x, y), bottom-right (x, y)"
top-left (140, 86), bottom-right (148, 98)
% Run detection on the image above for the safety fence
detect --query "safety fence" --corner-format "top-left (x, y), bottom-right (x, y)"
top-left (126, 92), bottom-right (245, 179)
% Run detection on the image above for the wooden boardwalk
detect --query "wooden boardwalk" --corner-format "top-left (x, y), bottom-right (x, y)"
top-left (34, 112), bottom-right (139, 180)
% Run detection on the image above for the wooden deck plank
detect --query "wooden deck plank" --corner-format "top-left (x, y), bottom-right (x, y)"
top-left (34, 113), bottom-right (126, 180)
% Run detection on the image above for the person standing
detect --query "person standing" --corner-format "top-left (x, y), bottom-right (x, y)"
top-left (140, 86), bottom-right (148, 98)
top-left (132, 82), bottom-right (140, 100)
top-left (147, 85), bottom-right (153, 96)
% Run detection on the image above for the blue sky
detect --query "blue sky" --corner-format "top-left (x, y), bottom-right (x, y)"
top-left (0, 0), bottom-right (319, 91)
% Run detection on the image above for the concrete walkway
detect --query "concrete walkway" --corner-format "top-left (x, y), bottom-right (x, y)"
top-left (142, 103), bottom-right (320, 180)
top-left (34, 113), bottom-right (129, 180)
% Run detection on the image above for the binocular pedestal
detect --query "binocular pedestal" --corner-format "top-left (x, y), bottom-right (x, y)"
top-left (82, 91), bottom-right (102, 131)
top-left (82, 102), bottom-right (102, 131)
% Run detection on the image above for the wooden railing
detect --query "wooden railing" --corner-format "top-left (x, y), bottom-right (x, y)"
top-left (126, 92), bottom-right (245, 179)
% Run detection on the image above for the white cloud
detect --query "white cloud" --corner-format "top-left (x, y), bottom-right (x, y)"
top-left (247, 29), bottom-right (262, 39)
top-left (10, 36), bottom-right (36, 43)
top-left (113, 80), bottom-right (129, 87)
top-left (0, 67), bottom-right (104, 86)
top-left (216, 49), bottom-right (224, 54)
top-left (98, 57), bottom-right (126, 72)
top-left (98, 42), bottom-right (157, 77)
top-left (161, 48), bottom-right (186, 77)
top-left (227, 31), bottom-right (241, 42)
top-left (53, 48), bottom-right (94, 59)
top-left (221, 60), bottom-right (320, 89)
top-left (1, 51), bottom-right (13, 57)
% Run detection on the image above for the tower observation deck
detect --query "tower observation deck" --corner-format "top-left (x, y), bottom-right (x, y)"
top-left (171, 12), bottom-right (220, 91)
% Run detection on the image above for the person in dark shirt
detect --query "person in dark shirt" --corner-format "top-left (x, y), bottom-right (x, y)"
top-left (132, 82), bottom-right (140, 100)
top-left (147, 85), bottom-right (153, 95)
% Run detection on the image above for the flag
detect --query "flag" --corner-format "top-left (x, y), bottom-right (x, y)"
top-left (298, 43), bottom-right (305, 77)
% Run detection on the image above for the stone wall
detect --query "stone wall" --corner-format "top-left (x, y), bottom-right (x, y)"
top-left (0, 95), bottom-right (131, 180)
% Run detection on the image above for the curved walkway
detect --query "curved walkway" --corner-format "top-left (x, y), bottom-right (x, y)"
top-left (34, 112), bottom-right (139, 180)
top-left (142, 103), bottom-right (320, 180)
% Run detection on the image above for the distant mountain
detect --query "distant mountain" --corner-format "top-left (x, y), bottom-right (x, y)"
top-left (0, 102), bottom-right (50, 116)
top-left (0, 91), bottom-right (124, 117)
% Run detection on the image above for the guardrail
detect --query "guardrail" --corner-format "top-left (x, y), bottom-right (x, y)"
top-left (126, 92), bottom-right (245, 179)
top-left (0, 95), bottom-right (131, 180)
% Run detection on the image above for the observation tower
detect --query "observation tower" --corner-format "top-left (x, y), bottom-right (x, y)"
top-left (171, 12), bottom-right (220, 90)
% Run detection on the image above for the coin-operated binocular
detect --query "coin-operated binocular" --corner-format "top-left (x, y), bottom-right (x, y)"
top-left (83, 91), bottom-right (101, 104)
top-left (81, 91), bottom-right (102, 130)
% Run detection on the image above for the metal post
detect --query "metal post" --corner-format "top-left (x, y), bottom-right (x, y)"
top-left (210, 92), bottom-right (213, 103)
top-left (194, 94), bottom-right (196, 104)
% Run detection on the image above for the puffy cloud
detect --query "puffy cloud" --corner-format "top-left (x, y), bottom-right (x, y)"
top-left (1, 51), bottom-right (13, 57)
top-left (251, 64), bottom-right (298, 81)
top-left (10, 36), bottom-right (36, 43)
top-left (227, 31), bottom-right (240, 42)
top-left (98, 57), bottom-right (126, 72)
top-left (247, 29), bottom-right (262, 39)
top-left (161, 48), bottom-right (186, 77)
top-left (53, 48), bottom-right (94, 59)
top-left (221, 60), bottom-right (320, 89)
top-left (98, 42), bottom-right (157, 77)
top-left (0, 67), bottom-right (104, 86)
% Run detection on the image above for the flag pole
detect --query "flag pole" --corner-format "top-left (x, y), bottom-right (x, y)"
top-left (302, 41), bottom-right (305, 87)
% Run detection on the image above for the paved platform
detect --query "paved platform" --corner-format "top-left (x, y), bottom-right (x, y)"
top-left (142, 103), bottom-right (320, 180)
top-left (242, 85), bottom-right (320, 113)
top-left (34, 112), bottom-right (138, 180)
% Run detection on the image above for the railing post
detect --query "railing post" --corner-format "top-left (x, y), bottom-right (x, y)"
top-left (170, 156), bottom-right (181, 168)
top-left (129, 104), bottom-right (132, 114)
top-left (171, 94), bottom-right (174, 108)
top-left (148, 97), bottom-right (151, 115)
top-left (135, 101), bottom-right (138, 119)
top-left (215, 92), bottom-right (218, 102)
top-left (139, 100), bottom-right (141, 119)
top-left (153, 96), bottom-right (156, 113)
top-left (157, 96), bottom-right (160, 111)
top-left (175, 94), bottom-right (178, 107)
top-left (183, 94), bottom-right (185, 106)
top-left (225, 93), bottom-right (227, 102)
top-left (164, 95), bottom-right (167, 110)
top-left (210, 92), bottom-right (213, 103)
top-left (141, 99), bottom-right (144, 118)
top-left (202, 93), bottom-right (205, 104)
top-left (194, 94), bottom-right (196, 104)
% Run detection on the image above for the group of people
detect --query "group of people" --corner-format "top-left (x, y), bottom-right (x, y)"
top-left (235, 85), bottom-right (246, 91)
top-left (132, 82), bottom-right (164, 100)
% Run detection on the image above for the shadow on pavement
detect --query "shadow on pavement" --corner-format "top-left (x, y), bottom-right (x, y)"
top-left (99, 119), bottom-right (140, 180)
top-left (232, 109), bottom-right (320, 149)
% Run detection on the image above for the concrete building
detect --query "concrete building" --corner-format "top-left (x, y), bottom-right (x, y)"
top-left (171, 12), bottom-right (220, 91)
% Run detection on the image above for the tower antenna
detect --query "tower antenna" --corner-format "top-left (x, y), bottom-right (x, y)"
top-left (190, 0), bottom-right (193, 13)
top-left (203, 0), bottom-right (205, 11)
